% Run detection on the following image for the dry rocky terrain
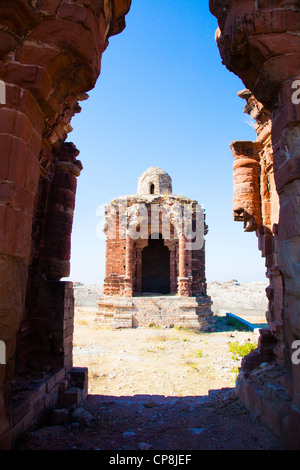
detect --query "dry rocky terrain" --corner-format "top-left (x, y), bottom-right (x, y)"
top-left (73, 307), bottom-right (259, 398)
top-left (74, 279), bottom-right (269, 317)
top-left (16, 280), bottom-right (281, 450)
top-left (71, 280), bottom-right (269, 398)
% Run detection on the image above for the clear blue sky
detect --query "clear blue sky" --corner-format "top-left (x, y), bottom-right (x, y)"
top-left (67, 0), bottom-right (266, 285)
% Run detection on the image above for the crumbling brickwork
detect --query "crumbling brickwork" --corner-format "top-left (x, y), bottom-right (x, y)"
top-left (231, 90), bottom-right (283, 361)
top-left (98, 167), bottom-right (213, 330)
top-left (0, 0), bottom-right (131, 449)
top-left (210, 0), bottom-right (300, 448)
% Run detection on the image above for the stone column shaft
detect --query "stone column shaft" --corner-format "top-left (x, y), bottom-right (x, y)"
top-left (178, 235), bottom-right (192, 296)
top-left (178, 235), bottom-right (187, 278)
top-left (124, 234), bottom-right (134, 297)
top-left (136, 247), bottom-right (142, 294)
top-left (0, 84), bottom-right (44, 449)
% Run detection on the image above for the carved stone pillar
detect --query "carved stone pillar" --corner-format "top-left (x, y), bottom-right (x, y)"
top-left (124, 234), bottom-right (134, 297)
top-left (0, 84), bottom-right (44, 450)
top-left (136, 247), bottom-right (142, 294)
top-left (178, 235), bottom-right (192, 297)
top-left (187, 246), bottom-right (192, 277)
top-left (178, 235), bottom-right (187, 278)
top-left (231, 140), bottom-right (262, 232)
top-left (0, 0), bottom-right (132, 449)
top-left (40, 143), bottom-right (82, 280)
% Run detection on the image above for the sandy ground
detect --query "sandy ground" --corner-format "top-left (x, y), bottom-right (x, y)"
top-left (16, 307), bottom-right (281, 451)
top-left (72, 280), bottom-right (269, 399)
top-left (16, 282), bottom-right (281, 451)
top-left (73, 307), bottom-right (260, 397)
top-left (73, 280), bottom-right (269, 316)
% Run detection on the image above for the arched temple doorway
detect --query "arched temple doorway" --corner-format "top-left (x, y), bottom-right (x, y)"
top-left (142, 234), bottom-right (171, 294)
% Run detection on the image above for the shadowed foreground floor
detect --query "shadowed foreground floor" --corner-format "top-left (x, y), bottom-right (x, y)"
top-left (15, 388), bottom-right (280, 451)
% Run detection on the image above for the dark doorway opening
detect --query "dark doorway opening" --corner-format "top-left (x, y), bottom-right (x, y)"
top-left (142, 234), bottom-right (170, 294)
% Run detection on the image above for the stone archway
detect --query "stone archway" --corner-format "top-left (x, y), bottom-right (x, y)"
top-left (141, 234), bottom-right (171, 295)
top-left (0, 0), bottom-right (132, 450)
top-left (3, 0), bottom-right (300, 451)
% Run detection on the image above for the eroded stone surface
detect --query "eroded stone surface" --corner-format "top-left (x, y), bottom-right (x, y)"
top-left (0, 0), bottom-right (131, 449)
top-left (99, 168), bottom-right (213, 330)
top-left (210, 0), bottom-right (300, 448)
top-left (137, 167), bottom-right (173, 196)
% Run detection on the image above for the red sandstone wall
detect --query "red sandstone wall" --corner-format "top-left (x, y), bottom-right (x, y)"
top-left (231, 91), bottom-right (284, 363)
top-left (0, 0), bottom-right (131, 449)
top-left (210, 0), bottom-right (300, 448)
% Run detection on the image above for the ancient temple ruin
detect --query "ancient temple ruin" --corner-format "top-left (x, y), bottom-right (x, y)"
top-left (1, 0), bottom-right (300, 451)
top-left (97, 167), bottom-right (213, 330)
top-left (210, 0), bottom-right (300, 449)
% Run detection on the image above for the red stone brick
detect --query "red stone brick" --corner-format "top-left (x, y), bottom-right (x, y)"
top-left (0, 204), bottom-right (34, 259)
top-left (37, 0), bottom-right (61, 16)
top-left (0, 108), bottom-right (34, 145)
top-left (284, 405), bottom-right (300, 450)
top-left (6, 63), bottom-right (53, 104)
top-left (262, 398), bottom-right (282, 438)
top-left (5, 84), bottom-right (44, 133)
top-left (0, 0), bottom-right (34, 34)
top-left (0, 30), bottom-right (17, 56)
top-left (275, 156), bottom-right (300, 194)
top-left (0, 134), bottom-right (40, 194)
top-left (0, 0), bottom-right (132, 450)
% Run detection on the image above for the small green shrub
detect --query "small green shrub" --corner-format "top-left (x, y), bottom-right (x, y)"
top-left (231, 365), bottom-right (240, 377)
top-left (194, 349), bottom-right (203, 358)
top-left (228, 341), bottom-right (257, 361)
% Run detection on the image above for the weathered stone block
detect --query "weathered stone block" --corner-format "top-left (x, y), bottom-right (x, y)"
top-left (97, 295), bottom-right (213, 331)
top-left (59, 387), bottom-right (81, 408)
top-left (283, 405), bottom-right (300, 450)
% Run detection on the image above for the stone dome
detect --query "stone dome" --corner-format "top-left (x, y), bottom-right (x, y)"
top-left (137, 167), bottom-right (172, 196)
